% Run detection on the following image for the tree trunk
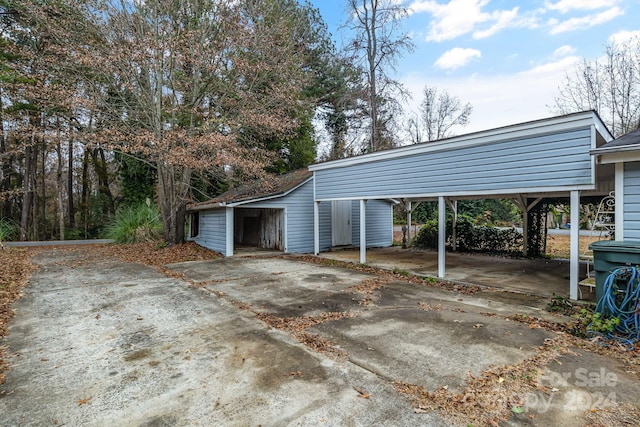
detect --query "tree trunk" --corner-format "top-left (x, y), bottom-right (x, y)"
top-left (67, 136), bottom-right (75, 228)
top-left (157, 164), bottom-right (191, 245)
top-left (91, 147), bottom-right (114, 215)
top-left (80, 148), bottom-right (89, 237)
top-left (20, 141), bottom-right (35, 241)
top-left (56, 138), bottom-right (64, 240)
top-left (0, 87), bottom-right (10, 218)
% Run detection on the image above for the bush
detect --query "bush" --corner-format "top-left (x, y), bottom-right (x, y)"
top-left (105, 203), bottom-right (163, 243)
top-left (0, 218), bottom-right (20, 242)
top-left (412, 215), bottom-right (523, 255)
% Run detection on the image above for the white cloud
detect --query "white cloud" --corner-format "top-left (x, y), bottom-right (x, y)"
top-left (409, 0), bottom-right (520, 42)
top-left (549, 7), bottom-right (623, 34)
top-left (609, 30), bottom-right (640, 44)
top-left (545, 0), bottom-right (620, 14)
top-left (402, 56), bottom-right (580, 135)
top-left (553, 45), bottom-right (576, 57)
top-left (434, 48), bottom-right (482, 70)
top-left (524, 56), bottom-right (580, 75)
top-left (473, 7), bottom-right (519, 39)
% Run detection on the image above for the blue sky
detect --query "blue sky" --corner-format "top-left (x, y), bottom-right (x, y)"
top-left (307, 0), bottom-right (640, 135)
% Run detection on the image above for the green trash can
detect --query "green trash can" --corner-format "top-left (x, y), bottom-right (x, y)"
top-left (589, 240), bottom-right (640, 302)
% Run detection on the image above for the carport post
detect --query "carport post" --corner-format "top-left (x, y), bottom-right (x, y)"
top-left (569, 190), bottom-right (580, 300)
top-left (225, 207), bottom-right (234, 257)
top-left (438, 196), bottom-right (446, 278)
top-left (406, 200), bottom-right (412, 245)
top-left (314, 201), bottom-right (320, 255)
top-left (360, 199), bottom-right (367, 264)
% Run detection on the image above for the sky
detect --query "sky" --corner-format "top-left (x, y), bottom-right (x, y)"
top-left (307, 0), bottom-right (640, 135)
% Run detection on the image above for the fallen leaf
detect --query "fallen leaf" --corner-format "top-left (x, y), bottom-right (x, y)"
top-left (77, 396), bottom-right (92, 406)
top-left (512, 406), bottom-right (524, 414)
top-left (354, 387), bottom-right (370, 399)
top-left (498, 377), bottom-right (505, 383)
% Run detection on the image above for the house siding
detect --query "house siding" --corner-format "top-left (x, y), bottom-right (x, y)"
top-left (314, 129), bottom-right (593, 200)
top-left (194, 209), bottom-right (228, 255)
top-left (352, 200), bottom-right (393, 247)
top-left (624, 162), bottom-right (640, 241)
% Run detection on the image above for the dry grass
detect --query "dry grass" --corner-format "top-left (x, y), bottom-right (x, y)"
top-left (545, 234), bottom-right (602, 259)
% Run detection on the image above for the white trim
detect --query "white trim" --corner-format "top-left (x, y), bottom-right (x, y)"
top-left (283, 206), bottom-right (288, 253)
top-left (360, 199), bottom-right (367, 264)
top-left (570, 191), bottom-right (579, 300)
top-left (615, 163), bottom-right (624, 241)
top-left (228, 177), bottom-right (313, 207)
top-left (225, 207), bottom-right (234, 257)
top-left (592, 144), bottom-right (640, 156)
top-left (590, 125), bottom-right (597, 185)
top-left (598, 151), bottom-right (640, 164)
top-left (309, 111), bottom-right (609, 171)
top-left (313, 201), bottom-right (320, 255)
top-left (313, 184), bottom-right (596, 202)
top-left (438, 196), bottom-right (446, 278)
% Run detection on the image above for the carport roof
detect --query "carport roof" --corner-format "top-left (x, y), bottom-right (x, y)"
top-left (188, 169), bottom-right (313, 210)
top-left (591, 124), bottom-right (640, 155)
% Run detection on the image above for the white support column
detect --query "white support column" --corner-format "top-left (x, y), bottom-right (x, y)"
top-left (313, 201), bottom-right (320, 255)
top-left (360, 199), bottom-right (367, 264)
top-left (225, 207), bottom-right (234, 257)
top-left (615, 163), bottom-right (624, 241)
top-left (406, 200), bottom-right (412, 245)
top-left (570, 190), bottom-right (580, 300)
top-left (438, 196), bottom-right (446, 278)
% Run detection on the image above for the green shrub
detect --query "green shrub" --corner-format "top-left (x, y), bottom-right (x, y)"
top-left (0, 218), bottom-right (20, 242)
top-left (105, 203), bottom-right (163, 243)
top-left (412, 215), bottom-right (523, 255)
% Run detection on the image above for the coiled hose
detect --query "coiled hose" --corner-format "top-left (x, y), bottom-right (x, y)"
top-left (594, 266), bottom-right (640, 350)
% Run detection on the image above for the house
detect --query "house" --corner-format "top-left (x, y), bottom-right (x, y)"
top-left (188, 169), bottom-right (395, 256)
top-left (590, 124), bottom-right (640, 242)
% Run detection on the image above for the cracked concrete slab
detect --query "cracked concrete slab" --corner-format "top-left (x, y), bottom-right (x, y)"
top-left (1, 250), bottom-right (638, 426)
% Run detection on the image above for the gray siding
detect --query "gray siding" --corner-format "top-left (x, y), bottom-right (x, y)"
top-left (194, 209), bottom-right (228, 255)
top-left (352, 200), bottom-right (393, 248)
top-left (315, 129), bottom-right (593, 200)
top-left (318, 200), bottom-right (332, 251)
top-left (624, 162), bottom-right (640, 241)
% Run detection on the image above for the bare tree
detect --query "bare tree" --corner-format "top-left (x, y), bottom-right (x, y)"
top-left (553, 37), bottom-right (640, 137)
top-left (419, 86), bottom-right (473, 142)
top-left (344, 0), bottom-right (414, 152)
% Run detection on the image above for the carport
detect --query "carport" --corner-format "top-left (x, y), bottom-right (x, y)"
top-left (309, 111), bottom-right (614, 300)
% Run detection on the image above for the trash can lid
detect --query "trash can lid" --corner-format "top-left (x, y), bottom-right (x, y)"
top-left (589, 240), bottom-right (640, 253)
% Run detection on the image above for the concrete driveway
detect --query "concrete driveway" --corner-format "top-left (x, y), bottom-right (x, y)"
top-left (1, 248), bottom-right (638, 426)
